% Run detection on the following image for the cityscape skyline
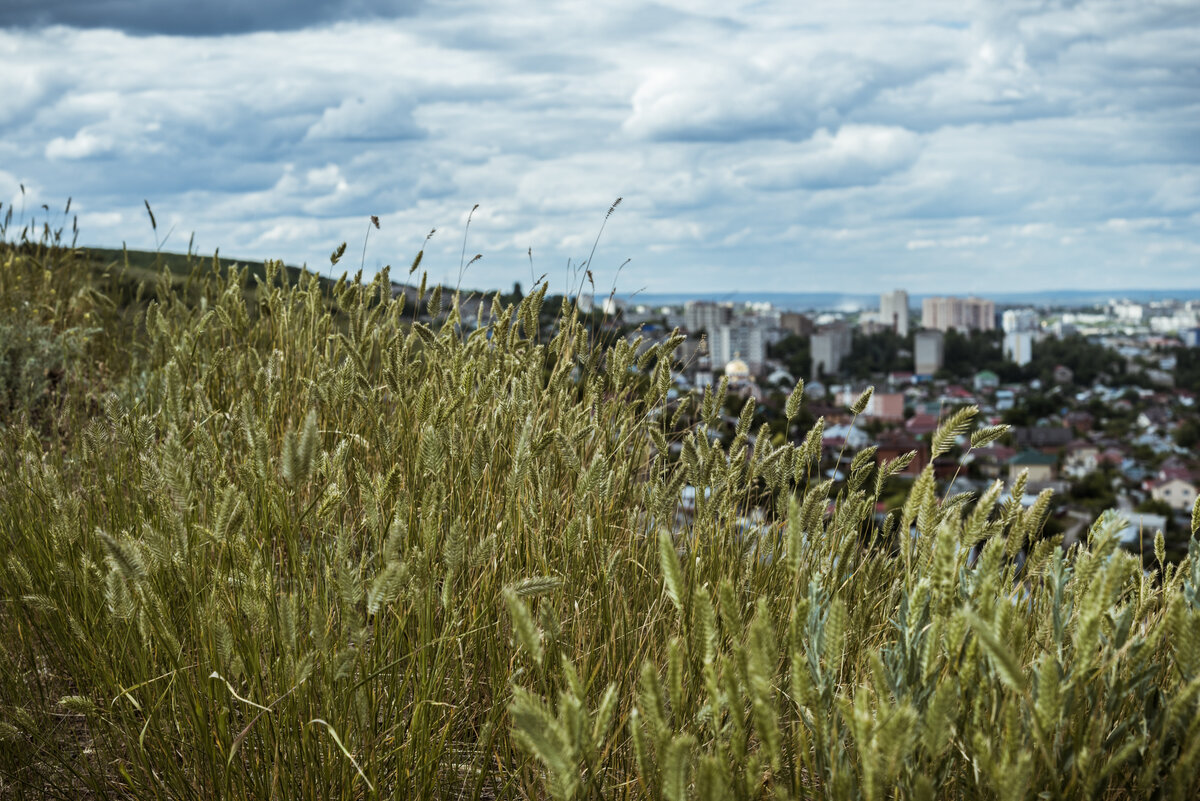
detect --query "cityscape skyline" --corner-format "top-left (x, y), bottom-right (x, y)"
top-left (643, 289), bottom-right (1200, 386)
top-left (2, 1), bottom-right (1198, 294)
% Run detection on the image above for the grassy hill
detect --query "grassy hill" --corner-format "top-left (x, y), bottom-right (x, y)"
top-left (2, 237), bottom-right (1200, 799)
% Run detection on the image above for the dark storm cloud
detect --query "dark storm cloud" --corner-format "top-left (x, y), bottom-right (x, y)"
top-left (0, 0), bottom-right (420, 36)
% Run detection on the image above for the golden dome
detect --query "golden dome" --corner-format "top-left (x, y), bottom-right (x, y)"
top-left (725, 355), bottom-right (750, 380)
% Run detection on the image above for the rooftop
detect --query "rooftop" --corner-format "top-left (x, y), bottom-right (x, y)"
top-left (1009, 451), bottom-right (1058, 466)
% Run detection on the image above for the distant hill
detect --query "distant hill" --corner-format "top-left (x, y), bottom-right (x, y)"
top-left (80, 245), bottom-right (323, 289)
top-left (77, 245), bottom-right (467, 301)
top-left (75, 246), bottom-right (1200, 311)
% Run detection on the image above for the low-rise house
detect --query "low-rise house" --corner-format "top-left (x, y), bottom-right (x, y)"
top-left (972, 444), bottom-right (1016, 478)
top-left (1053, 364), bottom-right (1074, 385)
top-left (874, 430), bottom-right (927, 477)
top-left (1064, 440), bottom-right (1100, 478)
top-left (943, 385), bottom-right (975, 402)
top-left (1148, 476), bottom-right (1198, 512)
top-left (933, 456), bottom-right (960, 480)
top-left (1137, 407), bottom-right (1171, 432)
top-left (865, 392), bottom-right (905, 421)
top-left (1110, 511), bottom-right (1169, 549)
top-left (1146, 369), bottom-right (1174, 387)
top-left (1065, 410), bottom-right (1094, 433)
top-left (1009, 451), bottom-right (1059, 484)
top-left (807, 402), bottom-right (852, 425)
top-left (1013, 425), bottom-right (1073, 451)
top-left (906, 413), bottom-right (940, 437)
top-left (1156, 457), bottom-right (1191, 482)
top-left (822, 423), bottom-right (869, 453)
top-left (973, 370), bottom-right (1000, 392)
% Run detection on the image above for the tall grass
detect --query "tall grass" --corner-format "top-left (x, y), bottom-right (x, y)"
top-left (2, 234), bottom-right (1200, 800)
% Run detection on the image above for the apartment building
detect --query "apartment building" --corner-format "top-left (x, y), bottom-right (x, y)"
top-left (921, 296), bottom-right (996, 332)
top-left (880, 290), bottom-right (910, 337)
top-left (683, 300), bottom-right (732, 335)
top-left (914, 330), bottom-right (945, 375)
top-left (811, 323), bottom-right (852, 378)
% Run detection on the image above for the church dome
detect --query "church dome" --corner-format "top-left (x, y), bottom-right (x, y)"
top-left (725, 355), bottom-right (750, 380)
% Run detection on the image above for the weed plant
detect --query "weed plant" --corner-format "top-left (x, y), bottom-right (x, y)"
top-left (2, 232), bottom-right (1200, 800)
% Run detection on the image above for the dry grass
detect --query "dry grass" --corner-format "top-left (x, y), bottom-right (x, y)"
top-left (1, 229), bottom-right (1199, 800)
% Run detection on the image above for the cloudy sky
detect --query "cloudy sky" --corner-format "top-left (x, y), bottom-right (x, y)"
top-left (2, 0), bottom-right (1198, 294)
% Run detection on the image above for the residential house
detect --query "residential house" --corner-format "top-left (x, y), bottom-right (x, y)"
top-left (974, 370), bottom-right (1000, 393)
top-left (972, 444), bottom-right (1016, 479)
top-left (1112, 511), bottom-right (1169, 549)
top-left (1144, 459), bottom-right (1197, 512)
top-left (866, 392), bottom-right (905, 421)
top-left (1009, 451), bottom-right (1058, 484)
top-left (1149, 476), bottom-right (1198, 512)
top-left (1013, 425), bottom-right (1073, 451)
top-left (874, 430), bottom-right (928, 477)
top-left (1137, 407), bottom-right (1171, 433)
top-left (1063, 440), bottom-right (1100, 478)
top-left (1052, 364), bottom-right (1074, 385)
top-left (933, 456), bottom-right (960, 480)
top-left (906, 413), bottom-right (940, 437)
top-left (822, 423), bottom-right (869, 453)
top-left (1157, 457), bottom-right (1191, 481)
top-left (941, 385), bottom-right (975, 404)
top-left (1065, 410), bottom-right (1094, 433)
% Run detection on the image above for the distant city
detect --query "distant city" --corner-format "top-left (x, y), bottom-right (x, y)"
top-left (563, 287), bottom-right (1200, 556)
top-left (583, 289), bottom-right (1200, 383)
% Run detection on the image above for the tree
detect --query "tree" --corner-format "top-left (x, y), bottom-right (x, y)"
top-left (1175, 418), bottom-right (1200, 449)
top-left (939, 329), bottom-right (1011, 380)
top-left (844, 329), bottom-right (912, 378)
top-left (1067, 466), bottom-right (1119, 515)
top-left (1027, 334), bottom-right (1124, 386)
top-left (767, 334), bottom-right (811, 381)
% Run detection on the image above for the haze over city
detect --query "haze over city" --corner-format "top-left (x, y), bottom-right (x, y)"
top-left (2, 0), bottom-right (1198, 295)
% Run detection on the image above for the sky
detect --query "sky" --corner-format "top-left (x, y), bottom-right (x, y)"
top-left (1, 0), bottom-right (1198, 295)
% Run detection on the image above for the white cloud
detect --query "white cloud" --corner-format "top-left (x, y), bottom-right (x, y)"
top-left (1, 1), bottom-right (1198, 293)
top-left (739, 125), bottom-right (921, 190)
top-left (304, 91), bottom-right (422, 141)
top-left (45, 128), bottom-right (113, 159)
top-left (906, 234), bottom-right (990, 250)
top-left (1102, 217), bottom-right (1172, 232)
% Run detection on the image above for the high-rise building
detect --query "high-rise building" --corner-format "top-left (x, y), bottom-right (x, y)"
top-left (778, 311), bottom-right (814, 337)
top-left (1002, 309), bottom-right (1039, 333)
top-left (880, 290), bottom-right (910, 337)
top-left (1004, 331), bottom-right (1034, 366)
top-left (683, 300), bottom-right (732, 335)
top-left (914, 330), bottom-right (945, 375)
top-left (811, 323), bottom-right (852, 378)
top-left (921, 296), bottom-right (996, 333)
top-left (691, 338), bottom-right (714, 388)
top-left (713, 322), bottom-right (766, 372)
